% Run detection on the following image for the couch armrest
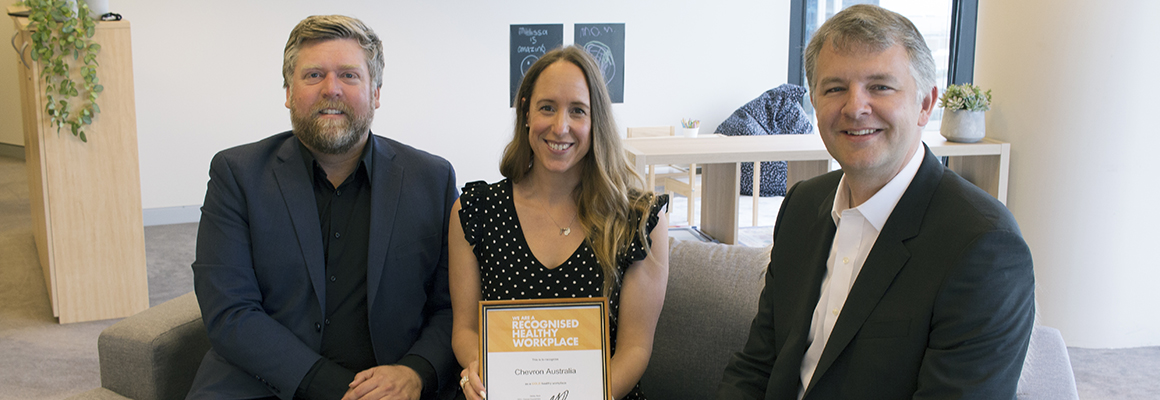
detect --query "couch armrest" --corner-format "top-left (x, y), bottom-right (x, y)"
top-left (1016, 325), bottom-right (1079, 400)
top-left (97, 291), bottom-right (210, 400)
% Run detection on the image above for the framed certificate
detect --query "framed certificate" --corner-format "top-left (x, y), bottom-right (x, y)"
top-left (480, 298), bottom-right (611, 400)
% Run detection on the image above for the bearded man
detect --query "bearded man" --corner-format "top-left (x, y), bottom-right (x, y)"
top-left (187, 15), bottom-right (458, 400)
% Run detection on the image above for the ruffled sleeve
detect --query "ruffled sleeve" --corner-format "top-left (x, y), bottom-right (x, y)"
top-left (620, 194), bottom-right (670, 266)
top-left (457, 180), bottom-right (491, 246)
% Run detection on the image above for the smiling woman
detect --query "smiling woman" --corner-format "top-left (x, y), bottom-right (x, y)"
top-left (448, 46), bottom-right (671, 400)
top-left (525, 61), bottom-right (592, 177)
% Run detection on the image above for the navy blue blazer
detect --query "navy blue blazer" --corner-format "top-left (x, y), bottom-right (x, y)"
top-left (187, 132), bottom-right (457, 400)
top-left (718, 146), bottom-right (1035, 400)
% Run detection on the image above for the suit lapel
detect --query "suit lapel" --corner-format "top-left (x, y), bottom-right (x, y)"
top-left (271, 137), bottom-right (327, 311)
top-left (804, 146), bottom-right (944, 396)
top-left (792, 187), bottom-right (839, 331)
top-left (366, 135), bottom-right (401, 308)
top-left (775, 184), bottom-right (838, 398)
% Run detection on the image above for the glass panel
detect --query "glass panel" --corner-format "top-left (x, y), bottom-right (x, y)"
top-left (802, 0), bottom-right (953, 131)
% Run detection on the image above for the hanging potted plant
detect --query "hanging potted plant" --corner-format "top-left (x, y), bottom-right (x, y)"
top-left (938, 83), bottom-right (991, 143)
top-left (22, 0), bottom-right (103, 143)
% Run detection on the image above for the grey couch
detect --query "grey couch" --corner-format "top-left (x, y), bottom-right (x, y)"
top-left (67, 239), bottom-right (1078, 400)
top-left (69, 290), bottom-right (210, 400)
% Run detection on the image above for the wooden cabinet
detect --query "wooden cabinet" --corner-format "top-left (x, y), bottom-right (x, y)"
top-left (11, 8), bottom-right (148, 323)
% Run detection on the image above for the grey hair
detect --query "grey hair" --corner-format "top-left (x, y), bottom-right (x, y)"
top-left (282, 15), bottom-right (385, 89)
top-left (803, 4), bottom-right (937, 105)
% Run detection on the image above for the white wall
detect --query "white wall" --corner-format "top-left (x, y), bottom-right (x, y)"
top-left (9, 0), bottom-right (1155, 350)
top-left (1, 15), bottom-right (24, 147)
top-left (107, 0), bottom-right (789, 211)
top-left (975, 0), bottom-right (1160, 348)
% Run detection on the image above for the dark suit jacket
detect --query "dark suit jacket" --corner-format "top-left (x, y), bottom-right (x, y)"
top-left (718, 147), bottom-right (1035, 400)
top-left (187, 132), bottom-right (458, 400)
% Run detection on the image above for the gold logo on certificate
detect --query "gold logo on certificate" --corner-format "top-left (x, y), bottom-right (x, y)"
top-left (480, 298), bottom-right (611, 400)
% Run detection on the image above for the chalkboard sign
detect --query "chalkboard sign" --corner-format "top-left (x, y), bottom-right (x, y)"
top-left (510, 24), bottom-right (564, 106)
top-left (575, 23), bottom-right (625, 103)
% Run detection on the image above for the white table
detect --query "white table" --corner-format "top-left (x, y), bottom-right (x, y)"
top-left (623, 132), bottom-right (1010, 244)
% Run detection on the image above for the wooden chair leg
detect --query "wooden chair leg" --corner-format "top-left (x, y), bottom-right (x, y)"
top-left (665, 189), bottom-right (675, 222)
top-left (648, 165), bottom-right (657, 193)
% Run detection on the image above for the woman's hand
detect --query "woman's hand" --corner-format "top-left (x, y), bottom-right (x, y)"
top-left (459, 360), bottom-right (487, 400)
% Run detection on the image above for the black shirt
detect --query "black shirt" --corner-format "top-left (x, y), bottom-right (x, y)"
top-left (294, 139), bottom-right (437, 400)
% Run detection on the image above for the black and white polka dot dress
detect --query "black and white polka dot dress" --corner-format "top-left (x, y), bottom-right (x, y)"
top-left (458, 179), bottom-right (667, 400)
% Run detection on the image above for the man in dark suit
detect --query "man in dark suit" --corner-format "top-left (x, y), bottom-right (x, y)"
top-left (717, 5), bottom-right (1035, 399)
top-left (187, 15), bottom-right (457, 400)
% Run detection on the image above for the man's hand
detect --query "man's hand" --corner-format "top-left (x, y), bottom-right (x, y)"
top-left (342, 365), bottom-right (422, 400)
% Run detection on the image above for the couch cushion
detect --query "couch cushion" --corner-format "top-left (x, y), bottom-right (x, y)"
top-left (640, 239), bottom-right (771, 400)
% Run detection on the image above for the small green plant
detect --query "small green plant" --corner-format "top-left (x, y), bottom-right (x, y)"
top-left (939, 83), bottom-right (991, 112)
top-left (23, 0), bottom-right (103, 142)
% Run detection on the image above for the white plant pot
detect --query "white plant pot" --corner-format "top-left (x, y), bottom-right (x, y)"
top-left (940, 109), bottom-right (986, 143)
top-left (64, 0), bottom-right (109, 17)
top-left (86, 0), bottom-right (109, 16)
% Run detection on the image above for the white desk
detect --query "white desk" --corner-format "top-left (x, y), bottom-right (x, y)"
top-left (623, 132), bottom-right (1010, 244)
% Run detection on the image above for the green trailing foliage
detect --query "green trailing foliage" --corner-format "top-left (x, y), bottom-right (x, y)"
top-left (24, 0), bottom-right (103, 143)
top-left (939, 83), bottom-right (992, 112)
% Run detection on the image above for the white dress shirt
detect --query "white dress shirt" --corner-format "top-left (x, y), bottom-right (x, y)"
top-left (798, 145), bottom-right (926, 397)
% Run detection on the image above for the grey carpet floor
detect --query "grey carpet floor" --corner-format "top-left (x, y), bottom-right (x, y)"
top-left (2, 155), bottom-right (1158, 399)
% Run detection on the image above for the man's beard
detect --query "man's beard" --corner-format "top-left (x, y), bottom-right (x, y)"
top-left (290, 98), bottom-right (374, 155)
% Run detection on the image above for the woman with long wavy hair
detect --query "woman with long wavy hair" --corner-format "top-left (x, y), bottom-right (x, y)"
top-left (448, 45), bottom-right (669, 400)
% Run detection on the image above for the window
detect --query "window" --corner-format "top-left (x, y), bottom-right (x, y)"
top-left (788, 0), bottom-right (979, 132)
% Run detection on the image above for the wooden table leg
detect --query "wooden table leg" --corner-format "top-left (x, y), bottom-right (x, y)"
top-left (701, 162), bottom-right (741, 244)
top-left (752, 162), bottom-right (761, 226)
top-left (787, 160), bottom-right (830, 189)
top-left (688, 163), bottom-right (698, 224)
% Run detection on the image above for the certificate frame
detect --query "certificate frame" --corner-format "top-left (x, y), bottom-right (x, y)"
top-left (479, 297), bottom-right (612, 400)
